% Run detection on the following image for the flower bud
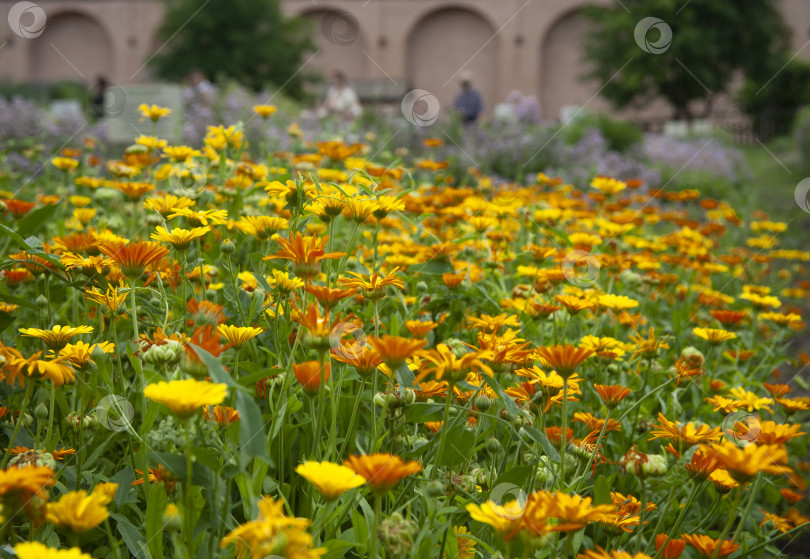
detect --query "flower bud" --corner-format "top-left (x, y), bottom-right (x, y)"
top-left (424, 480), bottom-right (445, 497)
top-left (373, 392), bottom-right (387, 409)
top-left (486, 437), bottom-right (502, 454)
top-left (163, 503), bottom-right (183, 532)
top-left (475, 393), bottom-right (493, 412)
top-left (34, 402), bottom-right (49, 420)
top-left (221, 238), bottom-right (235, 255)
top-left (36, 294), bottom-right (48, 309)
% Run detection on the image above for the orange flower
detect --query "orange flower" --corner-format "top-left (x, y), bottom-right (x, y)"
top-left (655, 534), bottom-right (686, 559)
top-left (710, 309), bottom-right (747, 328)
top-left (682, 534), bottom-right (739, 558)
top-left (293, 361), bottom-right (331, 395)
top-left (203, 405), bottom-right (241, 425)
top-left (343, 453), bottom-right (421, 494)
top-left (339, 267), bottom-right (406, 300)
top-left (648, 413), bottom-right (722, 447)
top-left (441, 271), bottom-right (466, 288)
top-left (534, 344), bottom-right (593, 378)
top-left (593, 384), bottom-right (632, 409)
top-left (264, 233), bottom-right (344, 280)
top-left (710, 441), bottom-right (792, 483)
top-left (98, 241), bottom-right (168, 280)
top-left (366, 335), bottom-right (426, 370)
top-left (132, 464), bottom-right (177, 493)
top-left (404, 320), bottom-right (438, 338)
top-left (331, 345), bottom-right (382, 378)
top-left (305, 285), bottom-right (357, 310)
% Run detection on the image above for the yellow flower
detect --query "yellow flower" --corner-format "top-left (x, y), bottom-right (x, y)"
top-left (217, 325), bottom-right (264, 349)
top-left (139, 104), bottom-right (172, 122)
top-left (85, 285), bottom-right (128, 313)
top-left (135, 135), bottom-right (167, 151)
top-left (235, 215), bottom-right (289, 240)
top-left (73, 208), bottom-right (96, 225)
top-left (151, 225), bottom-right (211, 251)
top-left (168, 207), bottom-right (228, 227)
top-left (648, 413), bottom-right (722, 447)
top-left (144, 379), bottom-right (228, 418)
top-left (15, 542), bottom-right (93, 559)
top-left (19, 325), bottom-right (93, 351)
top-left (693, 327), bottom-right (736, 344)
top-left (739, 291), bottom-right (781, 309)
top-left (591, 176), bottom-right (627, 195)
top-left (598, 294), bottom-right (639, 310)
top-left (57, 341), bottom-right (114, 370)
top-left (52, 157), bottom-right (79, 171)
top-left (69, 195), bottom-right (91, 207)
top-left (711, 442), bottom-right (792, 483)
top-left (465, 499), bottom-right (524, 536)
top-left (253, 105), bottom-right (277, 118)
top-left (295, 461), bottom-right (366, 500)
top-left (144, 194), bottom-right (196, 216)
top-left (268, 269), bottom-right (305, 294)
top-left (46, 482), bottom-right (118, 532)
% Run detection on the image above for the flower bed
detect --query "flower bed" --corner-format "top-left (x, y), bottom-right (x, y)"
top-left (0, 107), bottom-right (808, 559)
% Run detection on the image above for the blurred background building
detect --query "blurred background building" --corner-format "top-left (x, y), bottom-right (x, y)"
top-left (1, 0), bottom-right (809, 122)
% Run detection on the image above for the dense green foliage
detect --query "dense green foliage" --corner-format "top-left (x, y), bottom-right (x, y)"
top-left (150, 0), bottom-right (315, 96)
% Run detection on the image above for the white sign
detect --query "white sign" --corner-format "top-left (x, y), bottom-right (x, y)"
top-left (104, 84), bottom-right (183, 144)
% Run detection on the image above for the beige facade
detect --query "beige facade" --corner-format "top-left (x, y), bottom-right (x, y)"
top-left (1, 0), bottom-right (810, 121)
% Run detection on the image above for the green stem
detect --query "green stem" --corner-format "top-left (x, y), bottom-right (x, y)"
top-left (434, 388), bottom-right (454, 467)
top-left (183, 418), bottom-right (195, 557)
top-left (709, 485), bottom-right (745, 559)
top-left (338, 376), bottom-right (367, 459)
top-left (2, 381), bottom-right (34, 467)
top-left (369, 493), bottom-right (382, 558)
top-left (732, 474), bottom-right (761, 544)
top-left (559, 378), bottom-right (569, 485)
top-left (196, 238), bottom-right (207, 301)
top-left (130, 280), bottom-right (139, 340)
top-left (574, 408), bottom-right (611, 493)
top-left (652, 481), bottom-right (703, 559)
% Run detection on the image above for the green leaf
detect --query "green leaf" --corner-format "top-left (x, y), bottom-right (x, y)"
top-left (521, 426), bottom-right (560, 462)
top-left (483, 374), bottom-right (522, 419)
top-left (145, 483), bottom-right (168, 559)
top-left (403, 402), bottom-right (444, 423)
top-left (593, 474), bottom-right (611, 505)
top-left (436, 423), bottom-right (476, 466)
top-left (17, 203), bottom-right (57, 238)
top-left (110, 512), bottom-right (151, 559)
top-left (492, 464), bottom-right (534, 489)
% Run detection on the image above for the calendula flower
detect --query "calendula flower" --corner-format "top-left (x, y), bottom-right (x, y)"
top-left (305, 285), bottom-right (357, 310)
top-left (339, 267), bottom-right (406, 300)
top-left (693, 327), bottom-right (737, 344)
top-left (217, 325), bottom-right (264, 349)
top-left (417, 344), bottom-right (493, 383)
top-left (114, 181), bottom-right (156, 200)
top-left (15, 543), bottom-right (92, 559)
top-left (264, 233), bottom-right (344, 280)
top-left (151, 225), bottom-right (210, 251)
top-left (268, 269), bottom-right (305, 295)
top-left (20, 325), bottom-right (93, 351)
top-left (99, 241), bottom-right (169, 279)
top-left (710, 309), bottom-right (748, 327)
top-left (710, 441), bottom-right (792, 482)
top-left (139, 104), bottom-right (171, 122)
top-left (740, 421), bottom-right (805, 444)
top-left (132, 464), bottom-right (177, 493)
top-left (85, 285), bottom-right (128, 313)
top-left (52, 157), bottom-right (79, 171)
top-left (598, 294), bottom-right (639, 310)
top-left (404, 320), bottom-right (438, 338)
top-left (366, 335), bottom-right (427, 371)
top-left (465, 499), bottom-right (525, 537)
top-left (593, 384), bottom-right (632, 409)
top-left (293, 361), bottom-right (331, 395)
top-left (235, 215), bottom-right (289, 241)
top-left (253, 105), bottom-right (277, 118)
top-left (57, 341), bottom-right (114, 370)
top-left (534, 344), bottom-right (593, 378)
top-left (648, 413), bottom-right (722, 447)
top-left (591, 176), bottom-right (627, 195)
top-left (168, 207), bottom-right (228, 227)
top-left (296, 461), bottom-right (366, 500)
top-left (144, 379), bottom-right (228, 418)
top-left (220, 496), bottom-right (323, 559)
top-left (46, 482), bottom-right (118, 532)
top-left (203, 405), bottom-right (241, 425)
top-left (343, 453), bottom-right (422, 494)
top-left (681, 534), bottom-right (739, 558)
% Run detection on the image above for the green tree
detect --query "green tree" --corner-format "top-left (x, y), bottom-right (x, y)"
top-left (582, 0), bottom-right (790, 121)
top-left (150, 0), bottom-right (315, 97)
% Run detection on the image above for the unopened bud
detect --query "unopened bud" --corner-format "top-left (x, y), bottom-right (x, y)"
top-left (221, 238), bottom-right (235, 255)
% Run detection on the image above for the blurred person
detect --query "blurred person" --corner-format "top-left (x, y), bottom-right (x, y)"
top-left (495, 90), bottom-right (541, 125)
top-left (89, 76), bottom-right (109, 120)
top-left (184, 69), bottom-right (216, 107)
top-left (318, 71), bottom-right (361, 121)
top-left (454, 71), bottom-right (483, 125)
